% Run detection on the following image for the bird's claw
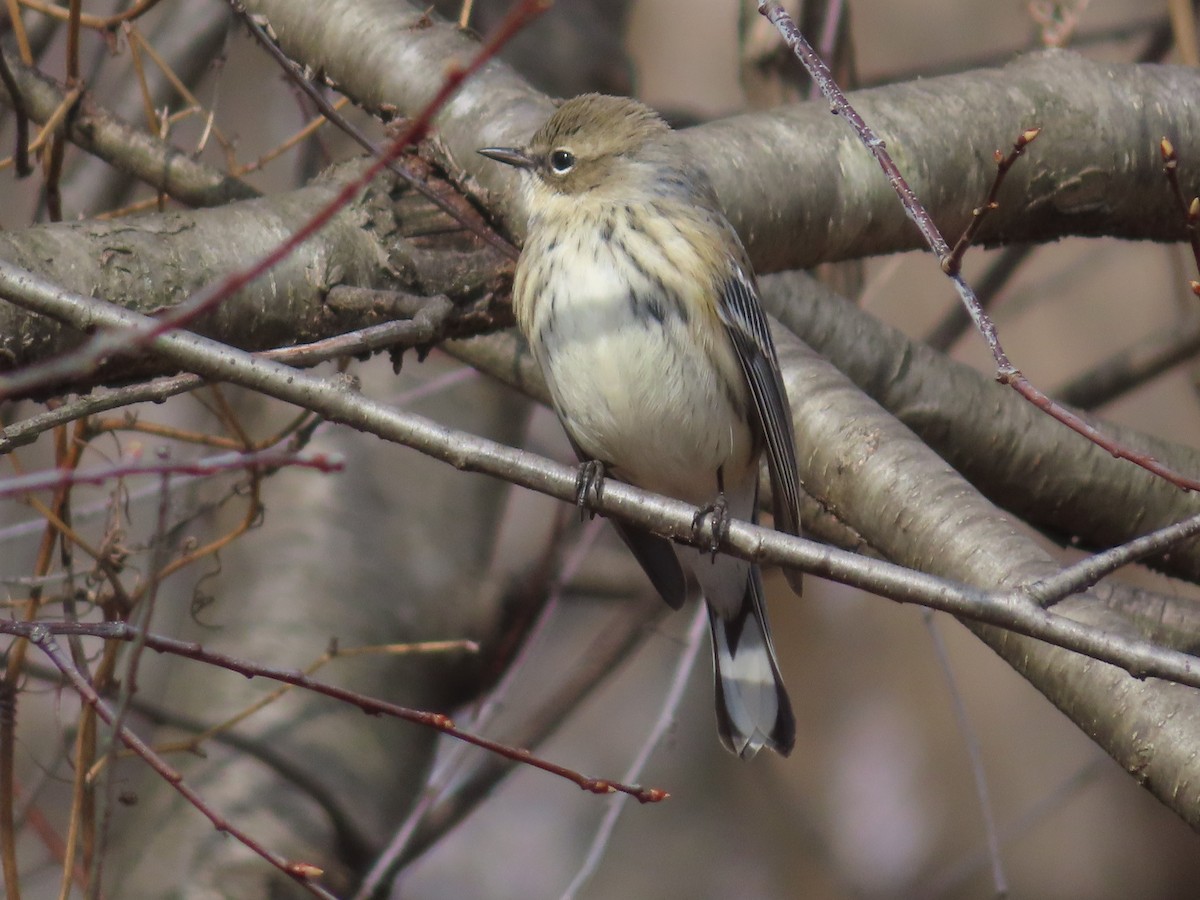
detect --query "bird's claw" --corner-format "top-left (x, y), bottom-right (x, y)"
top-left (692, 493), bottom-right (730, 560)
top-left (575, 460), bottom-right (606, 520)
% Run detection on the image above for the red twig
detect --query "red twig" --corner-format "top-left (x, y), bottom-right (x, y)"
top-left (758, 1), bottom-right (1200, 494)
top-left (0, 446), bottom-right (343, 500)
top-left (1160, 136), bottom-right (1200, 293)
top-left (0, 0), bottom-right (549, 401)
top-left (943, 127), bottom-right (1041, 276)
top-left (31, 630), bottom-right (340, 900)
top-left (229, 4), bottom-right (519, 262)
top-left (14, 619), bottom-right (668, 805)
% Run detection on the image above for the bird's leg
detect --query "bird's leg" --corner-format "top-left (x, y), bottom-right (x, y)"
top-left (692, 467), bottom-right (730, 560)
top-left (575, 459), bottom-right (606, 520)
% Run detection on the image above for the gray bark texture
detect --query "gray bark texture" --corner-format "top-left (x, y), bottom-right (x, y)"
top-left (3, 0), bottom-right (1200, 895)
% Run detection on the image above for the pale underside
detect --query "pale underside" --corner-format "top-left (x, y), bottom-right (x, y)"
top-left (519, 199), bottom-right (758, 614)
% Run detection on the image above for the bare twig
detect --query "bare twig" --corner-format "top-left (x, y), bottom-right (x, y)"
top-left (4, 0), bottom-right (33, 64)
top-left (924, 0), bottom-right (1181, 353)
top-left (0, 301), bottom-right (503, 454)
top-left (87, 469), bottom-right (175, 896)
top-left (0, 48), bottom-right (31, 176)
top-left (31, 630), bottom-right (340, 900)
top-left (0, 446), bottom-right (344, 499)
top-left (148, 639), bottom-right (479, 762)
top-left (229, 4), bottom-right (519, 261)
top-left (355, 516), bottom-right (601, 897)
top-left (943, 128), bottom-right (1041, 276)
top-left (1160, 137), bottom-right (1200, 287)
top-left (394, 599), bottom-right (665, 873)
top-left (0, 50), bottom-right (258, 205)
top-left (12, 619), bottom-right (668, 803)
top-left (5, 260), bottom-right (1200, 682)
top-left (560, 605), bottom-right (707, 900)
top-left (0, 678), bottom-right (19, 900)
top-left (0, 0), bottom-right (548, 399)
top-left (1027, 510), bottom-right (1200, 606)
top-left (923, 612), bottom-right (1006, 897)
top-left (15, 0), bottom-right (168, 31)
top-left (916, 754), bottom-right (1108, 898)
top-left (757, 1), bottom-right (1200, 496)
top-left (923, 244), bottom-right (1035, 351)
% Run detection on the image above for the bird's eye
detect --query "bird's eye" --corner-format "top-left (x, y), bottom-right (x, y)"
top-left (548, 149), bottom-right (576, 174)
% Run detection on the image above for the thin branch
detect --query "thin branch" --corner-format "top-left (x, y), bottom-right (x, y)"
top-left (559, 605), bottom-right (707, 900)
top-left (1161, 137), bottom-right (1200, 283)
top-left (355, 516), bottom-right (601, 897)
top-left (16, 0), bottom-right (167, 31)
top-left (923, 244), bottom-right (1035, 351)
top-left (31, 631), bottom-right (340, 900)
top-left (394, 600), bottom-right (666, 871)
top-left (1027, 510), bottom-right (1200, 606)
top-left (0, 48), bottom-right (258, 205)
top-left (0, 446), bottom-right (344, 499)
top-left (923, 0), bottom-right (1186, 355)
top-left (12, 619), bottom-right (667, 803)
top-left (757, 1), bottom-right (1200, 496)
top-left (0, 679), bottom-right (19, 900)
top-left (98, 689), bottom-right (377, 866)
top-left (0, 303), bottom-right (503, 455)
top-left (233, 96), bottom-right (348, 178)
top-left (0, 46), bottom-right (31, 176)
top-left (4, 260), bottom-right (1200, 685)
top-left (923, 612), bottom-right (1006, 897)
top-left (87, 469), bottom-right (175, 897)
top-left (916, 754), bottom-right (1109, 898)
top-left (942, 128), bottom-right (1041, 276)
top-left (148, 640), bottom-right (480, 762)
top-left (0, 0), bottom-right (546, 400)
top-left (4, 0), bottom-right (32, 64)
top-left (229, 3), bottom-right (518, 261)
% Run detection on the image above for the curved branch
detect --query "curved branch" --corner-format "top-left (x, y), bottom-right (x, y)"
top-left (760, 270), bottom-right (1200, 584)
top-left (243, 0), bottom-right (1200, 269)
top-left (0, 46), bottom-right (258, 207)
top-left (0, 162), bottom-right (429, 381)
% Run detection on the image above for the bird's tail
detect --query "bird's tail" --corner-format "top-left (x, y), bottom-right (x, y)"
top-left (708, 568), bottom-right (795, 759)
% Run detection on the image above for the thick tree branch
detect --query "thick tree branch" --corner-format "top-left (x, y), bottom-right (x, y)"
top-left (0, 161), bottom-right (481, 381)
top-left (243, 0), bottom-right (1200, 269)
top-left (769, 326), bottom-right (1200, 833)
top-left (0, 45), bottom-right (258, 207)
top-left (759, 271), bottom-right (1200, 584)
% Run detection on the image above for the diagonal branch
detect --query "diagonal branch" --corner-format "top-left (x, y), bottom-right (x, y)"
top-left (4, 258), bottom-right (1200, 690)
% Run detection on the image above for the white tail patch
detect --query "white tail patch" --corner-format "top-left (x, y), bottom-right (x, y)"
top-left (707, 568), bottom-right (795, 758)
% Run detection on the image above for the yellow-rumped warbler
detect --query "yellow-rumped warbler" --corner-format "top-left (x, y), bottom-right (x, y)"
top-left (480, 94), bottom-right (801, 758)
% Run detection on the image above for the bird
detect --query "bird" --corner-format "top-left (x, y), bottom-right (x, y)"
top-left (479, 94), bottom-right (801, 758)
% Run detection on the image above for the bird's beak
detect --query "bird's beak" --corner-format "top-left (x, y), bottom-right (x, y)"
top-left (477, 146), bottom-right (536, 170)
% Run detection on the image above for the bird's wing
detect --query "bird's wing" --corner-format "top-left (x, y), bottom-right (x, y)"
top-left (717, 266), bottom-right (803, 546)
top-left (611, 521), bottom-right (689, 610)
top-left (563, 432), bottom-right (689, 610)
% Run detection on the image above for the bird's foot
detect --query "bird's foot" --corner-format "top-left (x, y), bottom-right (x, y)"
top-left (575, 460), bottom-right (606, 520)
top-left (692, 492), bottom-right (730, 560)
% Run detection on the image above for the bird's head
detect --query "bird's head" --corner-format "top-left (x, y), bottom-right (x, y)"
top-left (479, 94), bottom-right (671, 198)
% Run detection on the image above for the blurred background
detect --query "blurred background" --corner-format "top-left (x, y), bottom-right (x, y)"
top-left (3, 1), bottom-right (1200, 898)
